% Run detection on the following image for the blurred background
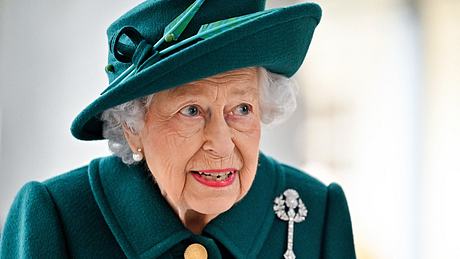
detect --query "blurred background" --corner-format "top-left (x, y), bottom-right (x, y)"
top-left (1, 0), bottom-right (459, 258)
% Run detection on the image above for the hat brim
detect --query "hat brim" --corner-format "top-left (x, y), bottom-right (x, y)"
top-left (71, 3), bottom-right (321, 140)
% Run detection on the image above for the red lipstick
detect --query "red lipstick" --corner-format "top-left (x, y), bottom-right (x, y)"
top-left (191, 169), bottom-right (237, 187)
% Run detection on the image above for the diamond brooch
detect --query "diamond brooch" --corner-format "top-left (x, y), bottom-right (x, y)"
top-left (273, 189), bottom-right (308, 259)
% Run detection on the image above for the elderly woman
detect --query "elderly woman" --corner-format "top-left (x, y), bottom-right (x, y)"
top-left (1, 0), bottom-right (355, 258)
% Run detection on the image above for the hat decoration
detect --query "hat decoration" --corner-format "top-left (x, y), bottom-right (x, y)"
top-left (102, 0), bottom-right (272, 95)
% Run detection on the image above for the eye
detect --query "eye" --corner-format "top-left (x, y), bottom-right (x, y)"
top-left (234, 103), bottom-right (252, 116)
top-left (179, 105), bottom-right (200, 117)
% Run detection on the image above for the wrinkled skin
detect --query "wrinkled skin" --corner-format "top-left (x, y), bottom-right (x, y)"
top-left (124, 67), bottom-right (261, 233)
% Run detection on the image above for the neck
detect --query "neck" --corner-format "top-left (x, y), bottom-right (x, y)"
top-left (182, 209), bottom-right (217, 234)
top-left (160, 189), bottom-right (218, 234)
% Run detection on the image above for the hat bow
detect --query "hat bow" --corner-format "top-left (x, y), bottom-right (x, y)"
top-left (111, 27), bottom-right (158, 69)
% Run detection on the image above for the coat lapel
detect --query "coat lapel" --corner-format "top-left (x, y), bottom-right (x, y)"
top-left (88, 153), bottom-right (284, 259)
top-left (88, 157), bottom-right (192, 258)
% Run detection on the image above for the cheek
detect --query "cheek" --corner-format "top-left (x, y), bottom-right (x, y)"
top-left (140, 117), bottom-right (205, 200)
top-left (233, 120), bottom-right (261, 196)
top-left (170, 115), bottom-right (204, 138)
top-left (231, 117), bottom-right (261, 151)
top-left (144, 115), bottom-right (204, 152)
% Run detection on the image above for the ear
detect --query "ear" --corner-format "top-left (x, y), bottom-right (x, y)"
top-left (122, 124), bottom-right (143, 153)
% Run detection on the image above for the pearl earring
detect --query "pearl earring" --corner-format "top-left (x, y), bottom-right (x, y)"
top-left (132, 148), bottom-right (143, 162)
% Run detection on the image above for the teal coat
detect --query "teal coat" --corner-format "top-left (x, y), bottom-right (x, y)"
top-left (0, 153), bottom-right (355, 258)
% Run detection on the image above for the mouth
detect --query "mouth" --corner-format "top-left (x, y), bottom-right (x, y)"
top-left (190, 169), bottom-right (238, 187)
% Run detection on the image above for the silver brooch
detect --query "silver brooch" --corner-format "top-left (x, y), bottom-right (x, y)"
top-left (273, 189), bottom-right (308, 259)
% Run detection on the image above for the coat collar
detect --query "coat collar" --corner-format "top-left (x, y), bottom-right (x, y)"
top-left (88, 153), bottom-right (285, 259)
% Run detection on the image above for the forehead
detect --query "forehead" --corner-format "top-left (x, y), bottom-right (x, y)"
top-left (166, 68), bottom-right (259, 98)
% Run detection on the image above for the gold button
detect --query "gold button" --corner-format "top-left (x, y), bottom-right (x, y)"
top-left (184, 243), bottom-right (208, 259)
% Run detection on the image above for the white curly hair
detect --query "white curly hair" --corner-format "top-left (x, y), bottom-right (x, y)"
top-left (101, 67), bottom-right (298, 164)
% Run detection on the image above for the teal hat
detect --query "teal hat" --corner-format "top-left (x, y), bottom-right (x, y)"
top-left (71, 0), bottom-right (322, 140)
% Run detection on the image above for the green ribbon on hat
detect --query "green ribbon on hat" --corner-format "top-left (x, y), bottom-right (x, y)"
top-left (102, 0), bottom-right (205, 95)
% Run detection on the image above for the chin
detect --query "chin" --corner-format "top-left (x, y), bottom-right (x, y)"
top-left (187, 195), bottom-right (238, 216)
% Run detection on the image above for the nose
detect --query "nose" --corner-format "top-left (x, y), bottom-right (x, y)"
top-left (202, 112), bottom-right (234, 158)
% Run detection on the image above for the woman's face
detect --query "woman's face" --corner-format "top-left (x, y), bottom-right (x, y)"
top-left (131, 67), bottom-right (261, 219)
